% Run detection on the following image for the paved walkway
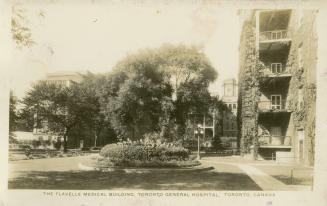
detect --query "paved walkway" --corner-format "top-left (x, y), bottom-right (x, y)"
top-left (201, 157), bottom-right (311, 191)
top-left (9, 156), bottom-right (89, 179)
top-left (237, 164), bottom-right (294, 191)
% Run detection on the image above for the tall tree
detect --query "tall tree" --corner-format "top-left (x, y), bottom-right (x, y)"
top-left (9, 91), bottom-right (18, 143)
top-left (102, 51), bottom-right (173, 140)
top-left (74, 73), bottom-right (109, 147)
top-left (161, 44), bottom-right (217, 136)
top-left (99, 44), bottom-right (217, 141)
top-left (21, 75), bottom-right (116, 150)
top-left (21, 81), bottom-right (82, 151)
top-left (158, 44), bottom-right (217, 93)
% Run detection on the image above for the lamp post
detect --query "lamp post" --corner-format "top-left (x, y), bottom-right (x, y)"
top-left (60, 136), bottom-right (65, 153)
top-left (194, 124), bottom-right (204, 160)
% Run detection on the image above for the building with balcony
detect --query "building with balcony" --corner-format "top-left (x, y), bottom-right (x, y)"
top-left (238, 10), bottom-right (317, 166)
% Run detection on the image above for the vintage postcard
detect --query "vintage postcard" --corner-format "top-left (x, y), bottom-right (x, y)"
top-left (0, 0), bottom-right (327, 206)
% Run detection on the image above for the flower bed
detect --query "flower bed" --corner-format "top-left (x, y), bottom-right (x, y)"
top-left (97, 140), bottom-right (199, 168)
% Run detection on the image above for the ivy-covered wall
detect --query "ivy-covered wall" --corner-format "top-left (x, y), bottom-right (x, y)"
top-left (238, 19), bottom-right (261, 157)
top-left (238, 10), bottom-right (317, 166)
top-left (285, 10), bottom-right (317, 166)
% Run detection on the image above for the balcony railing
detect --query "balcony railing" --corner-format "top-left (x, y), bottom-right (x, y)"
top-left (258, 100), bottom-right (289, 111)
top-left (261, 64), bottom-right (291, 76)
top-left (259, 135), bottom-right (291, 147)
top-left (259, 30), bottom-right (290, 42)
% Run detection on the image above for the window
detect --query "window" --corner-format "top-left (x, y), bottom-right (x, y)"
top-left (270, 126), bottom-right (282, 137)
top-left (271, 95), bottom-right (282, 109)
top-left (228, 104), bottom-right (232, 110)
top-left (271, 63), bottom-right (283, 73)
top-left (233, 103), bottom-right (237, 109)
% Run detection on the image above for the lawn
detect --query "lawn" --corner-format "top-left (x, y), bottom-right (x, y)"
top-left (252, 164), bottom-right (313, 186)
top-left (8, 156), bottom-right (261, 190)
top-left (8, 169), bottom-right (261, 190)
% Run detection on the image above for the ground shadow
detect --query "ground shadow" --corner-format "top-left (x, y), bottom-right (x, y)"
top-left (8, 169), bottom-right (262, 190)
top-left (273, 175), bottom-right (313, 186)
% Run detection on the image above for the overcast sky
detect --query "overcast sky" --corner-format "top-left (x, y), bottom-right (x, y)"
top-left (10, 2), bottom-right (241, 98)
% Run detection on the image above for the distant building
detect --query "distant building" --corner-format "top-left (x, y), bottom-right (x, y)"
top-left (32, 71), bottom-right (87, 148)
top-left (221, 78), bottom-right (238, 149)
top-left (222, 79), bottom-right (238, 110)
top-left (238, 10), bottom-right (317, 166)
top-left (45, 71), bottom-right (85, 87)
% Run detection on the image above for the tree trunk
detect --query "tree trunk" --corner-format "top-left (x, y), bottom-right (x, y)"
top-left (94, 134), bottom-right (98, 147)
top-left (63, 132), bottom-right (68, 152)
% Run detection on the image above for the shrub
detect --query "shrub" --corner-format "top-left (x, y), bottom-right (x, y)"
top-left (99, 140), bottom-right (191, 166)
top-left (211, 135), bottom-right (224, 151)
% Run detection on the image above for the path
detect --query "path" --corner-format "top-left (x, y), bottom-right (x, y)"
top-left (9, 156), bottom-right (90, 179)
top-left (201, 156), bottom-right (311, 191)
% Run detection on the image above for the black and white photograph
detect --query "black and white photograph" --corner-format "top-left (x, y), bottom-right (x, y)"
top-left (1, 1), bottom-right (327, 206)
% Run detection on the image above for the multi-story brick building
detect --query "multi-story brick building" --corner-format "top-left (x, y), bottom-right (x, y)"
top-left (238, 9), bottom-right (317, 166)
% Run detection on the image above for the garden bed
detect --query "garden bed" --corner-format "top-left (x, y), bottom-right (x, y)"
top-left (82, 154), bottom-right (201, 170)
top-left (85, 141), bottom-right (201, 170)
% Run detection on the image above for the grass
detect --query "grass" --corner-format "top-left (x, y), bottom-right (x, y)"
top-left (8, 169), bottom-right (261, 190)
top-left (252, 164), bottom-right (313, 186)
top-left (8, 155), bottom-right (262, 190)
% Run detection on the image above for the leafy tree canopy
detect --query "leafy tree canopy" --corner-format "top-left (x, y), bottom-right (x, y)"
top-left (9, 91), bottom-right (18, 142)
top-left (99, 44), bottom-right (218, 140)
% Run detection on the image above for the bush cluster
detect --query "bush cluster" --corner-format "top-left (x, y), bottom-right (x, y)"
top-left (99, 139), bottom-right (191, 165)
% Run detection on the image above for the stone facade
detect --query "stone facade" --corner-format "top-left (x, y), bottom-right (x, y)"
top-left (238, 10), bottom-right (317, 166)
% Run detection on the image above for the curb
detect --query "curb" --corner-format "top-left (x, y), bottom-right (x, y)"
top-left (78, 163), bottom-right (214, 173)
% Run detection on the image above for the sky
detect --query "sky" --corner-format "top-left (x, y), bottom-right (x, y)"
top-left (10, 1), bottom-right (241, 98)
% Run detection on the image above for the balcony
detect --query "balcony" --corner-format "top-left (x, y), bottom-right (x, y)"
top-left (261, 63), bottom-right (292, 78)
top-left (259, 30), bottom-right (291, 42)
top-left (259, 135), bottom-right (292, 148)
top-left (258, 100), bottom-right (291, 113)
top-left (259, 30), bottom-right (291, 52)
